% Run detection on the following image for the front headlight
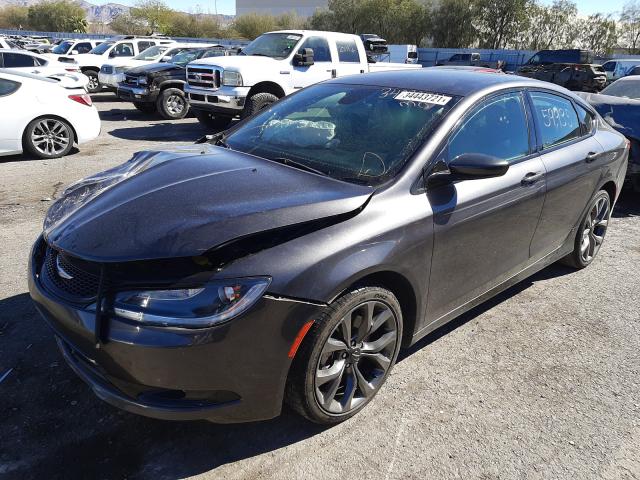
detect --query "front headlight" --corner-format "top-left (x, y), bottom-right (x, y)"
top-left (113, 277), bottom-right (270, 328)
top-left (138, 76), bottom-right (148, 85)
top-left (222, 70), bottom-right (243, 87)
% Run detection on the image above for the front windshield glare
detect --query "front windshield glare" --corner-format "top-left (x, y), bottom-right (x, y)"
top-left (241, 33), bottom-right (302, 59)
top-left (52, 40), bottom-right (73, 54)
top-left (89, 41), bottom-right (114, 55)
top-left (225, 84), bottom-right (458, 185)
top-left (134, 45), bottom-right (169, 61)
top-left (602, 80), bottom-right (640, 99)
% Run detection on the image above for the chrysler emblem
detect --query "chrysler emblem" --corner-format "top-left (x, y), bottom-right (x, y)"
top-left (56, 256), bottom-right (74, 280)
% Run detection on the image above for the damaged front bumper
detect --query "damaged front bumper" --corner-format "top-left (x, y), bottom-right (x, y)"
top-left (28, 236), bottom-right (322, 423)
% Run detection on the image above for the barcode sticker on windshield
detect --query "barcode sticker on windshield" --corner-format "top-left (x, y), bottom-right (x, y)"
top-left (394, 91), bottom-right (452, 105)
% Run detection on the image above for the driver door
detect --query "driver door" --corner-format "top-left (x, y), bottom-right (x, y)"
top-left (291, 36), bottom-right (336, 91)
top-left (425, 91), bottom-right (546, 323)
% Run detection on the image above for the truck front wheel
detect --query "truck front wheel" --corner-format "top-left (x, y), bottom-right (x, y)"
top-left (241, 92), bottom-right (279, 119)
top-left (84, 70), bottom-right (100, 94)
top-left (194, 111), bottom-right (233, 131)
top-left (157, 88), bottom-right (188, 119)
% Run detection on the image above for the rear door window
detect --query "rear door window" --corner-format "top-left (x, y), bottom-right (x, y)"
top-left (137, 41), bottom-right (155, 52)
top-left (2, 53), bottom-right (37, 67)
top-left (0, 78), bottom-right (20, 96)
top-left (113, 42), bottom-right (134, 57)
top-left (530, 92), bottom-right (581, 148)
top-left (336, 39), bottom-right (360, 63)
top-left (75, 42), bottom-right (92, 53)
top-left (448, 92), bottom-right (530, 162)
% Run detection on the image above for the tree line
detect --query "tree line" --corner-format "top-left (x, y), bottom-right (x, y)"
top-left (1, 0), bottom-right (640, 55)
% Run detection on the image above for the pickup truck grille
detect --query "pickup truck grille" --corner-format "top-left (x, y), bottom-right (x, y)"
top-left (187, 66), bottom-right (220, 89)
top-left (124, 74), bottom-right (140, 85)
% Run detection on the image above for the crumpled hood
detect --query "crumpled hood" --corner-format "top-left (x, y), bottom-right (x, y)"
top-left (127, 62), bottom-right (180, 76)
top-left (578, 92), bottom-right (640, 141)
top-left (44, 145), bottom-right (372, 262)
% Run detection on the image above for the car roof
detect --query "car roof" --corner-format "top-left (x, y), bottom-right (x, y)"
top-left (327, 69), bottom-right (551, 97)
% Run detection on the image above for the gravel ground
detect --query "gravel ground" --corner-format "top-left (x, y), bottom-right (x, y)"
top-left (1, 95), bottom-right (639, 480)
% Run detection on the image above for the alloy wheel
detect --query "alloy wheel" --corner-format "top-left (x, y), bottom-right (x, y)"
top-left (166, 94), bottom-right (185, 115)
top-left (314, 300), bottom-right (398, 415)
top-left (87, 75), bottom-right (99, 91)
top-left (30, 119), bottom-right (71, 157)
top-left (580, 195), bottom-right (610, 263)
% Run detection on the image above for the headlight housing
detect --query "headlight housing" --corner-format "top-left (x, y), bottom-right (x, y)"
top-left (113, 277), bottom-right (270, 328)
top-left (137, 76), bottom-right (148, 85)
top-left (222, 70), bottom-right (243, 87)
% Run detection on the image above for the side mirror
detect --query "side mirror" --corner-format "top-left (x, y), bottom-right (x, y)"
top-left (109, 50), bottom-right (116, 58)
top-left (448, 153), bottom-right (509, 180)
top-left (293, 47), bottom-right (314, 67)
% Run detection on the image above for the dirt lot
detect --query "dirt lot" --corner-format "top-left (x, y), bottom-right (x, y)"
top-left (1, 95), bottom-right (639, 480)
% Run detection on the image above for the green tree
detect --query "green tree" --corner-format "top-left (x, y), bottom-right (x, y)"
top-left (474, 0), bottom-right (531, 49)
top-left (110, 13), bottom-right (148, 35)
top-left (516, 0), bottom-right (577, 50)
top-left (0, 6), bottom-right (29, 29)
top-left (27, 0), bottom-right (87, 33)
top-left (233, 13), bottom-right (277, 40)
top-left (577, 13), bottom-right (618, 55)
top-left (129, 0), bottom-right (174, 34)
top-left (166, 13), bottom-right (224, 38)
top-left (429, 0), bottom-right (476, 48)
top-left (620, 1), bottom-right (640, 53)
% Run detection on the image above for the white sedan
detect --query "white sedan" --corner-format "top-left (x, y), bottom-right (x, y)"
top-left (0, 49), bottom-right (83, 78)
top-left (0, 69), bottom-right (101, 159)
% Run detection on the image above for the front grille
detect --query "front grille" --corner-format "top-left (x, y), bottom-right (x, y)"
top-left (42, 247), bottom-right (102, 302)
top-left (100, 65), bottom-right (113, 74)
top-left (187, 66), bottom-right (220, 89)
top-left (124, 74), bottom-right (139, 86)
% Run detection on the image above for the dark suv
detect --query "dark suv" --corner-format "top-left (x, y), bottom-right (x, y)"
top-left (117, 47), bottom-right (229, 119)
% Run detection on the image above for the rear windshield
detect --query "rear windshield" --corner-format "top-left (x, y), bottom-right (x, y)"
top-left (601, 79), bottom-right (640, 99)
top-left (225, 84), bottom-right (458, 186)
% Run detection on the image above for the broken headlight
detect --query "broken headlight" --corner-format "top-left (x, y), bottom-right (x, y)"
top-left (113, 277), bottom-right (271, 328)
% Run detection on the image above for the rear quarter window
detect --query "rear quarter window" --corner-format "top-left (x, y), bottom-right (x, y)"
top-left (0, 78), bottom-right (20, 96)
top-left (336, 40), bottom-right (360, 63)
top-left (530, 92), bottom-right (581, 148)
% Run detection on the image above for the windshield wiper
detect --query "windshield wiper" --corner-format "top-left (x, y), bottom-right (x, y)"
top-left (194, 131), bottom-right (230, 148)
top-left (271, 157), bottom-right (327, 176)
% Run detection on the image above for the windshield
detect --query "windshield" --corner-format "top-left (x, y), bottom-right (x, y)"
top-left (172, 48), bottom-right (224, 65)
top-left (225, 84), bottom-right (458, 185)
top-left (601, 80), bottom-right (640, 99)
top-left (134, 45), bottom-right (170, 61)
top-left (52, 40), bottom-right (73, 54)
top-left (89, 41), bottom-right (114, 55)
top-left (240, 33), bottom-right (302, 59)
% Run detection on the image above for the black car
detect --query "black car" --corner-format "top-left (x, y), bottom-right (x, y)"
top-left (29, 70), bottom-right (628, 425)
top-left (578, 76), bottom-right (640, 192)
top-left (117, 47), bottom-right (228, 119)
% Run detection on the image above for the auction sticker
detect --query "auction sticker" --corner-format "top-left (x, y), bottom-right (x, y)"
top-left (394, 91), bottom-right (452, 105)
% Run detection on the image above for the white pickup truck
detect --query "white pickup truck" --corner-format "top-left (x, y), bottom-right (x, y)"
top-left (184, 30), bottom-right (421, 129)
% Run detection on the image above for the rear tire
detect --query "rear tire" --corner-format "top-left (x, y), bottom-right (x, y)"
top-left (560, 190), bottom-right (611, 269)
top-left (84, 70), bottom-right (100, 94)
top-left (156, 88), bottom-right (189, 119)
top-left (241, 92), bottom-right (279, 119)
top-left (194, 110), bottom-right (233, 131)
top-left (286, 287), bottom-right (403, 424)
top-left (133, 102), bottom-right (157, 114)
top-left (23, 117), bottom-right (75, 159)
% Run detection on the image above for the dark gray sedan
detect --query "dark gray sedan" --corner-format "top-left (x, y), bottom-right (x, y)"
top-left (29, 70), bottom-right (628, 425)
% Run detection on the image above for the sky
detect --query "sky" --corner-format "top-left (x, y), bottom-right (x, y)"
top-left (95, 0), bottom-right (629, 17)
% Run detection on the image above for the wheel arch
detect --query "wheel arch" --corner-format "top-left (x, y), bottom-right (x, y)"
top-left (157, 80), bottom-right (186, 91)
top-left (599, 180), bottom-right (617, 204)
top-left (247, 81), bottom-right (286, 99)
top-left (22, 114), bottom-right (78, 148)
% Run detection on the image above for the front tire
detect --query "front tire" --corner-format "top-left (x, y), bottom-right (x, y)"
top-left (156, 88), bottom-right (188, 119)
top-left (561, 190), bottom-right (611, 269)
top-left (194, 110), bottom-right (233, 130)
top-left (241, 92), bottom-right (279, 119)
top-left (286, 287), bottom-right (403, 424)
top-left (84, 70), bottom-right (100, 94)
top-left (23, 117), bottom-right (74, 159)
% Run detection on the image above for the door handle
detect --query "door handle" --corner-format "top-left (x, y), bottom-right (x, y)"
top-left (585, 151), bottom-right (599, 163)
top-left (521, 171), bottom-right (544, 185)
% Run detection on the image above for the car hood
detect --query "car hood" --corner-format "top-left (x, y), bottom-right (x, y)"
top-left (127, 62), bottom-right (181, 75)
top-left (578, 92), bottom-right (640, 141)
top-left (44, 145), bottom-right (373, 262)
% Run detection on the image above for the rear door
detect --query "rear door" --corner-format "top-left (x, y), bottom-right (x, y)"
top-left (528, 90), bottom-right (604, 261)
top-left (426, 90), bottom-right (546, 322)
top-left (0, 78), bottom-right (24, 154)
top-left (334, 37), bottom-right (366, 77)
top-left (291, 35), bottom-right (335, 89)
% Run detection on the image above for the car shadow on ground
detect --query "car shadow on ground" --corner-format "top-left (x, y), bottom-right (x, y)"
top-left (108, 122), bottom-right (210, 142)
top-left (0, 147), bottom-right (82, 164)
top-left (1, 260), bottom-right (576, 479)
top-left (613, 188), bottom-right (640, 218)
